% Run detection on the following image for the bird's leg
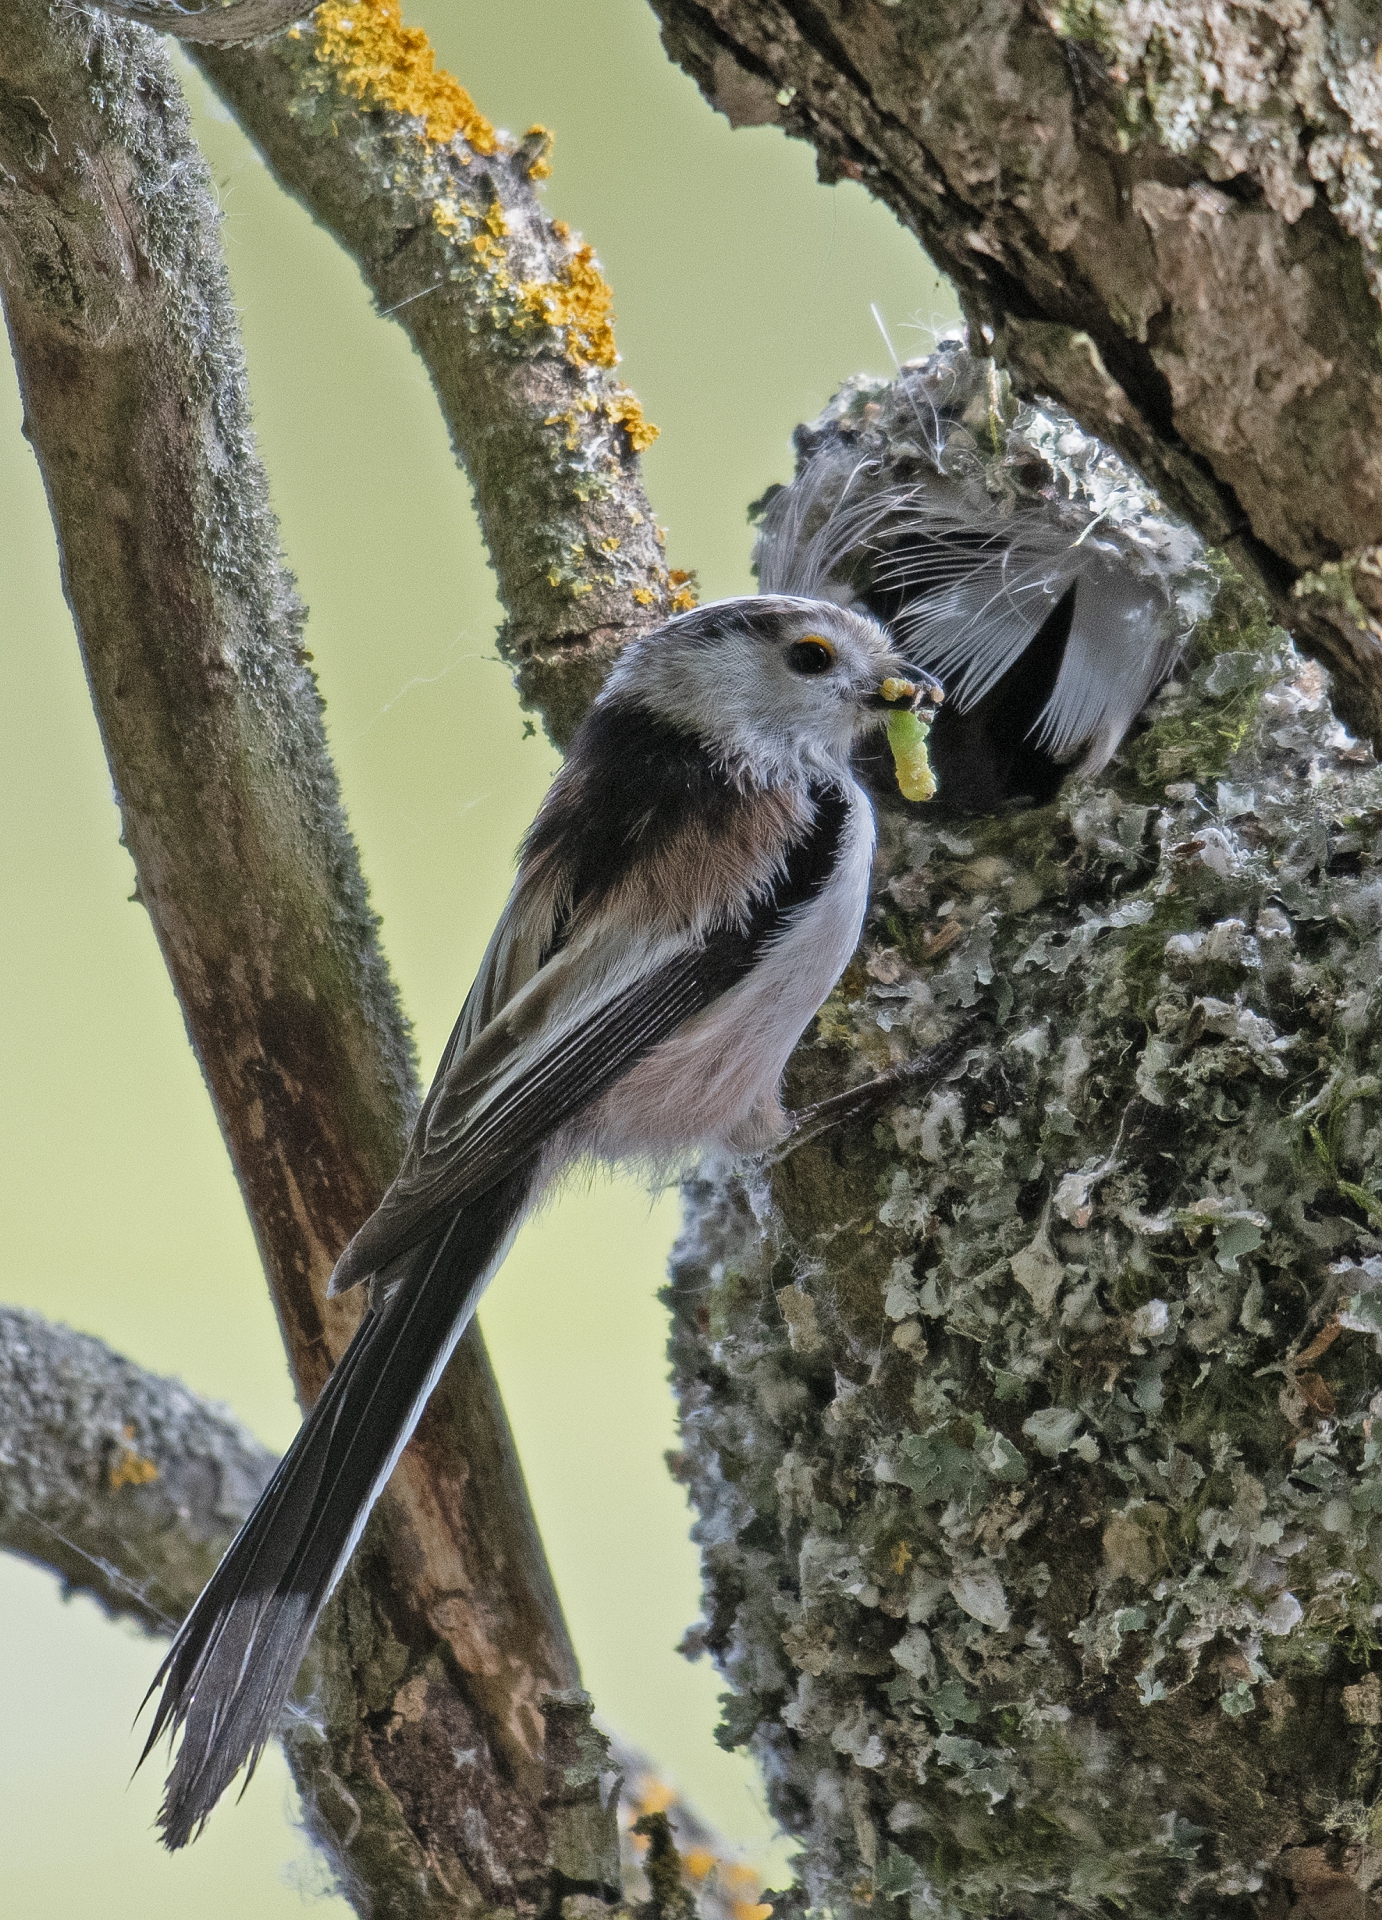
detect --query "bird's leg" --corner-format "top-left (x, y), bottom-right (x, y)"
top-left (771, 1017), bottom-right (979, 1163)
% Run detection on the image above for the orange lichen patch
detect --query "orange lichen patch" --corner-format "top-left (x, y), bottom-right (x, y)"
top-left (108, 1426), bottom-right (158, 1491)
top-left (890, 1538), bottom-right (913, 1576)
top-left (617, 1772), bottom-right (773, 1915)
top-left (722, 1864), bottom-right (773, 1920)
top-left (524, 122), bottom-right (554, 179)
top-left (470, 229), bottom-right (508, 277)
top-left (520, 241), bottom-right (618, 368)
top-left (668, 567), bottom-right (699, 613)
top-left (313, 0), bottom-right (497, 152)
top-left (606, 390), bottom-right (659, 452)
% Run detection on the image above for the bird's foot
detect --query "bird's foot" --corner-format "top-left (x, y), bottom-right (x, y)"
top-left (772, 1016), bottom-right (979, 1163)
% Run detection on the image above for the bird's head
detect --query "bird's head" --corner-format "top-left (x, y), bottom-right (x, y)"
top-left (600, 595), bottom-right (940, 786)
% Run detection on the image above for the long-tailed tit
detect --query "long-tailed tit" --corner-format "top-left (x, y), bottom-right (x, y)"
top-left (143, 593), bottom-right (941, 1846)
top-left (144, 339), bottom-right (1214, 1846)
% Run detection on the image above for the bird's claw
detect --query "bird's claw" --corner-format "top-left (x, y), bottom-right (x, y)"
top-left (772, 1016), bottom-right (980, 1163)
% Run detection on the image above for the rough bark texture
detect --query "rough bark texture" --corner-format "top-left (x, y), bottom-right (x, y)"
top-left (0, 1305), bottom-right (276, 1629)
top-left (0, 1305), bottom-right (753, 1920)
top-left (96, 0), bottom-right (319, 45)
top-left (0, 10), bottom-right (610, 1914)
top-left (191, 0), bottom-right (677, 745)
top-left (666, 362), bottom-right (1382, 1919)
top-left (645, 0), bottom-right (1382, 752)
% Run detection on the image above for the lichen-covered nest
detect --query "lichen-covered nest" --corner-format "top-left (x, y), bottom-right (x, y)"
top-left (667, 361), bottom-right (1382, 1920)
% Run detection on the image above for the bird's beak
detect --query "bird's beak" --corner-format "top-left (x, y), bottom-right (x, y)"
top-left (866, 665), bottom-right (943, 718)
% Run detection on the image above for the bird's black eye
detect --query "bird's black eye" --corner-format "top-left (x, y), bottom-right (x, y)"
top-left (786, 637), bottom-right (836, 676)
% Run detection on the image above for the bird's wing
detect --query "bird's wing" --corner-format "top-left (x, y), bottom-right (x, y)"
top-left (330, 921), bottom-right (759, 1293)
top-left (329, 756), bottom-right (853, 1296)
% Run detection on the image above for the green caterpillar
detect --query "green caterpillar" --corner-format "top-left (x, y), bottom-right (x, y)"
top-left (886, 707), bottom-right (937, 803)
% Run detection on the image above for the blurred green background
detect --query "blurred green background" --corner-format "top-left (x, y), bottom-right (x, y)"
top-left (0, 2), bottom-right (953, 1911)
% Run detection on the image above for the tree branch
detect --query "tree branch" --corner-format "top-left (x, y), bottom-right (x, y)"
top-left (0, 1305), bottom-right (275, 1630)
top-left (188, 0), bottom-right (678, 744)
top-left (0, 1306), bottom-right (625, 1916)
top-left (92, 0), bottom-right (319, 47)
top-left (645, 0), bottom-right (1382, 747)
top-left (0, 1302), bottom-right (775, 1920)
top-left (0, 8), bottom-right (612, 1911)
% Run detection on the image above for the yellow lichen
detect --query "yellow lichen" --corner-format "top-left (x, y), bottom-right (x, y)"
top-left (109, 1426), bottom-right (159, 1491)
top-left (606, 390), bottom-right (659, 452)
top-left (632, 586), bottom-right (656, 606)
top-left (523, 122), bottom-right (554, 179)
top-left (617, 1773), bottom-right (773, 1917)
top-left (313, 0), bottom-right (497, 152)
top-left (546, 403), bottom-right (597, 451)
top-left (723, 1864), bottom-right (774, 1920)
top-left (520, 240), bottom-right (618, 368)
top-left (470, 231), bottom-right (508, 278)
top-left (668, 566), bottom-right (699, 613)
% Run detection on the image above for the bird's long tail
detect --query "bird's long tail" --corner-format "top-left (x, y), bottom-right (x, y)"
top-left (142, 1165), bottom-right (535, 1849)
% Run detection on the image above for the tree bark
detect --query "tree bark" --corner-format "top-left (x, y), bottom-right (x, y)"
top-left (0, 8), bottom-right (621, 1912)
top-left (666, 354), bottom-right (1382, 1919)
top-left (645, 0), bottom-right (1382, 751)
top-left (2, 1303), bottom-right (765, 1920)
top-left (191, 0), bottom-right (678, 745)
top-left (0, 1305), bottom-right (276, 1630)
top-left (95, 0), bottom-right (319, 44)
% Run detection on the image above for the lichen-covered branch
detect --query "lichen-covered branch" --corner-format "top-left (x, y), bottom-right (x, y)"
top-left (95, 0), bottom-right (319, 46)
top-left (646, 0), bottom-right (1382, 749)
top-left (0, 1306), bottom-right (275, 1630)
top-left (0, 1300), bottom-right (624, 1915)
top-left (188, 0), bottom-right (677, 743)
top-left (0, 9), bottom-right (607, 1913)
top-left (668, 367), bottom-right (1382, 1919)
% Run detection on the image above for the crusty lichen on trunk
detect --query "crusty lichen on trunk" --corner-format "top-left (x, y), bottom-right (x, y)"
top-left (667, 380), bottom-right (1382, 1918)
top-left (646, 0), bottom-right (1382, 749)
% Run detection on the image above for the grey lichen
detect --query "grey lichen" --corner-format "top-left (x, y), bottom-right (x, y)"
top-left (668, 372), bottom-right (1382, 1916)
top-left (0, 1305), bottom-right (274, 1628)
top-left (1053, 2), bottom-right (1382, 300)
